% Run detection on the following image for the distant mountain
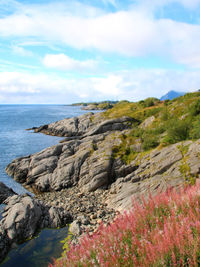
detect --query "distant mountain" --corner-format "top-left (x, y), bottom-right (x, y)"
top-left (160, 90), bottom-right (186, 101)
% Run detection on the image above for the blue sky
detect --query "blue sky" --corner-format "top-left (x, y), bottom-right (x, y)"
top-left (1, 0), bottom-right (200, 104)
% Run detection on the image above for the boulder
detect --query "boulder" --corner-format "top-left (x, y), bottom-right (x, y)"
top-left (0, 194), bottom-right (72, 262)
top-left (70, 220), bottom-right (82, 236)
top-left (139, 116), bottom-right (155, 129)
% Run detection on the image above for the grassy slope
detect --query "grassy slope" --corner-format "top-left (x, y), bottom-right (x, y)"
top-left (101, 92), bottom-right (200, 164)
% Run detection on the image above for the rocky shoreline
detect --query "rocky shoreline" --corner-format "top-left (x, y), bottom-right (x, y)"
top-left (1, 111), bottom-right (200, 263)
top-left (37, 187), bottom-right (117, 237)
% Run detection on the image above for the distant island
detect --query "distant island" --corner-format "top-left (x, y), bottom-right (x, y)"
top-left (160, 90), bottom-right (186, 100)
top-left (72, 100), bottom-right (119, 110)
top-left (72, 90), bottom-right (188, 111)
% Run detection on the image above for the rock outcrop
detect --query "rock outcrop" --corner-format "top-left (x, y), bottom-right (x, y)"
top-left (106, 140), bottom-right (200, 211)
top-left (33, 113), bottom-right (95, 137)
top-left (7, 113), bottom-right (136, 193)
top-left (31, 112), bottom-right (135, 138)
top-left (6, 132), bottom-right (128, 192)
top-left (0, 182), bottom-right (16, 204)
top-left (0, 193), bottom-right (72, 262)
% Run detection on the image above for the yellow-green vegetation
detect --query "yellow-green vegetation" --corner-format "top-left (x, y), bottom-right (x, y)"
top-left (177, 143), bottom-right (196, 185)
top-left (101, 92), bottom-right (200, 164)
top-left (112, 133), bottom-right (138, 164)
top-left (59, 225), bottom-right (73, 258)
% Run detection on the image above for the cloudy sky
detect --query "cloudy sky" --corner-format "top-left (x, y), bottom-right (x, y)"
top-left (1, 0), bottom-right (200, 104)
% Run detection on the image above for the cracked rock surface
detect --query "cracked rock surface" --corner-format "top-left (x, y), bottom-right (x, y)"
top-left (7, 114), bottom-right (135, 193)
top-left (0, 192), bottom-right (72, 262)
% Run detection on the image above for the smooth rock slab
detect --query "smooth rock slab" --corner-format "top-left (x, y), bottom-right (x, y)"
top-left (106, 140), bottom-right (200, 211)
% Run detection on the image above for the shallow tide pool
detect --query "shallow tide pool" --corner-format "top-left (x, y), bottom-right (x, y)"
top-left (1, 226), bottom-right (69, 267)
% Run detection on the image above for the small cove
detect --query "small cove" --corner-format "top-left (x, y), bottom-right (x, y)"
top-left (1, 226), bottom-right (69, 267)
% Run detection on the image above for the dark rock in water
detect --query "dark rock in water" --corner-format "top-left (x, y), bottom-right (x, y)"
top-left (0, 194), bottom-right (72, 263)
top-left (0, 182), bottom-right (16, 204)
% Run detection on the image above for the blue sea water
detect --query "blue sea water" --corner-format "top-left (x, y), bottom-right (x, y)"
top-left (0, 104), bottom-right (88, 194)
top-left (0, 105), bottom-right (90, 267)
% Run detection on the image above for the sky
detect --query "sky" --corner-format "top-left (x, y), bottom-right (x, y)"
top-left (1, 0), bottom-right (200, 104)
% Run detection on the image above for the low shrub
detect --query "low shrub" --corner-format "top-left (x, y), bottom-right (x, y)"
top-left (165, 119), bottom-right (190, 144)
top-left (142, 135), bottom-right (159, 150)
top-left (190, 99), bottom-right (200, 116)
top-left (161, 107), bottom-right (170, 121)
top-left (50, 183), bottom-right (200, 267)
top-left (142, 97), bottom-right (160, 108)
top-left (190, 120), bottom-right (200, 139)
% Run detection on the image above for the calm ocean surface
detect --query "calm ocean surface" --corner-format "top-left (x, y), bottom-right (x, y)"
top-left (0, 104), bottom-right (89, 194)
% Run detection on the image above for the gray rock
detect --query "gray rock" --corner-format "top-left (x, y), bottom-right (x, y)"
top-left (32, 113), bottom-right (135, 138)
top-left (106, 140), bottom-right (200, 211)
top-left (70, 220), bottom-right (82, 236)
top-left (33, 113), bottom-right (95, 137)
top-left (6, 132), bottom-right (125, 192)
top-left (77, 215), bottom-right (90, 225)
top-left (7, 113), bottom-right (135, 193)
top-left (139, 116), bottom-right (155, 129)
top-left (0, 182), bottom-right (16, 203)
top-left (0, 194), bottom-right (72, 263)
top-left (84, 116), bottom-right (136, 137)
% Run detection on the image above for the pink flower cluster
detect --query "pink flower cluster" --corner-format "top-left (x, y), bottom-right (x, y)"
top-left (50, 183), bottom-right (200, 266)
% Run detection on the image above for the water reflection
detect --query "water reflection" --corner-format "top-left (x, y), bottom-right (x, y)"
top-left (1, 226), bottom-right (69, 267)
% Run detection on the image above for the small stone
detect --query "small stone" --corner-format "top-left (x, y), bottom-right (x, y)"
top-left (97, 219), bottom-right (102, 224)
top-left (70, 220), bottom-right (82, 236)
top-left (91, 214), bottom-right (97, 219)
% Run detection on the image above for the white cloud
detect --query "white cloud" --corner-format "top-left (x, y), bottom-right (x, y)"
top-left (0, 69), bottom-right (199, 104)
top-left (91, 75), bottom-right (122, 96)
top-left (0, 1), bottom-right (200, 67)
top-left (43, 54), bottom-right (97, 71)
top-left (11, 45), bottom-right (33, 57)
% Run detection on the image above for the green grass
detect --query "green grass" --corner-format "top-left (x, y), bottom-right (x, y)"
top-left (100, 92), bottom-right (200, 163)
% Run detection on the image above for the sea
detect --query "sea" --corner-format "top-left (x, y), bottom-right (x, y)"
top-left (0, 104), bottom-right (91, 267)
